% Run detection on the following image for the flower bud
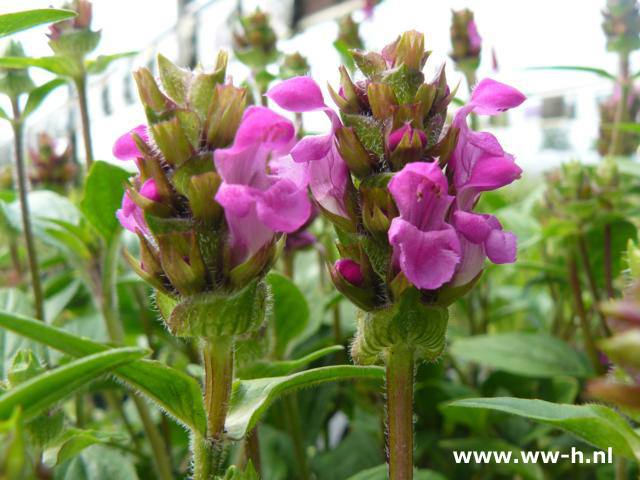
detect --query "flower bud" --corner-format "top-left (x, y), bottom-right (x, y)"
top-left (602, 0), bottom-right (640, 53)
top-left (47, 0), bottom-right (99, 60)
top-left (233, 9), bottom-right (279, 68)
top-left (336, 127), bottom-right (376, 178)
top-left (279, 52), bottom-right (310, 79)
top-left (8, 350), bottom-right (43, 388)
top-left (29, 133), bottom-right (75, 193)
top-left (450, 9), bottom-right (482, 69)
top-left (0, 41), bottom-right (35, 101)
top-left (336, 15), bottom-right (364, 51)
top-left (360, 173), bottom-right (398, 237)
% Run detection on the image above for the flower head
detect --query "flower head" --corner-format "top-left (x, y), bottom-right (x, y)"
top-left (115, 52), bottom-right (310, 303)
top-left (269, 30), bottom-right (525, 311)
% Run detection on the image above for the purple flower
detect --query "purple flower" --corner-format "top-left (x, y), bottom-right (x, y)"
top-left (214, 106), bottom-right (311, 266)
top-left (267, 77), bottom-right (351, 220)
top-left (448, 78), bottom-right (525, 285)
top-left (388, 162), bottom-right (461, 290)
top-left (116, 178), bottom-right (159, 235)
top-left (113, 125), bottom-right (148, 161)
top-left (335, 258), bottom-right (364, 286)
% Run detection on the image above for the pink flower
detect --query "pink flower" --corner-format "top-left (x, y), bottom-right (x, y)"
top-left (214, 106), bottom-right (311, 265)
top-left (112, 125), bottom-right (148, 161)
top-left (267, 77), bottom-right (351, 220)
top-left (388, 162), bottom-right (461, 290)
top-left (116, 178), bottom-right (159, 235)
top-left (448, 78), bottom-right (525, 285)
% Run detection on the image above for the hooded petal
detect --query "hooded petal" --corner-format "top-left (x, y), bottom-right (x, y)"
top-left (469, 78), bottom-right (526, 115)
top-left (388, 162), bottom-right (452, 230)
top-left (267, 76), bottom-right (326, 112)
top-left (389, 218), bottom-right (460, 290)
top-left (116, 178), bottom-right (157, 234)
top-left (233, 106), bottom-right (295, 154)
top-left (113, 125), bottom-right (148, 161)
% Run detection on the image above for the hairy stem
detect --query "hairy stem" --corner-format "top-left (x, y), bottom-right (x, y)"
top-left (74, 75), bottom-right (94, 169)
top-left (11, 102), bottom-right (44, 322)
top-left (386, 345), bottom-right (414, 480)
top-left (193, 337), bottom-right (234, 478)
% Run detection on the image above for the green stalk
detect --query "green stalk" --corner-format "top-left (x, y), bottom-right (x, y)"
top-left (74, 75), bottom-right (94, 169)
top-left (10, 100), bottom-right (44, 322)
top-left (280, 252), bottom-right (311, 479)
top-left (576, 235), bottom-right (610, 336)
top-left (98, 233), bottom-right (173, 480)
top-left (283, 394), bottom-right (310, 480)
top-left (386, 345), bottom-right (415, 480)
top-left (244, 427), bottom-right (262, 474)
top-left (608, 51), bottom-right (630, 157)
top-left (193, 336), bottom-right (234, 478)
top-left (568, 256), bottom-right (604, 375)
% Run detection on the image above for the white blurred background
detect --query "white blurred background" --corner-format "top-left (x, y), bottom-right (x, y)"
top-left (0, 0), bottom-right (630, 174)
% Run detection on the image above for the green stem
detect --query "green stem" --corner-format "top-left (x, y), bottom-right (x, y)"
top-left (243, 427), bottom-right (262, 475)
top-left (193, 337), bottom-right (234, 478)
top-left (9, 238), bottom-right (22, 281)
top-left (100, 234), bottom-right (125, 342)
top-left (386, 346), bottom-right (415, 480)
top-left (283, 394), bottom-right (310, 480)
top-left (568, 256), bottom-right (604, 375)
top-left (464, 69), bottom-right (479, 131)
top-left (608, 52), bottom-right (630, 157)
top-left (133, 395), bottom-right (174, 480)
top-left (576, 235), bottom-right (610, 336)
top-left (75, 394), bottom-right (85, 427)
top-left (74, 75), bottom-right (94, 169)
top-left (10, 102), bottom-right (44, 322)
top-left (604, 224), bottom-right (615, 299)
top-left (98, 234), bottom-right (172, 480)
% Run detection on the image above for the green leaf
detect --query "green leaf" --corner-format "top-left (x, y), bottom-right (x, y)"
top-left (0, 311), bottom-right (207, 434)
top-left (0, 56), bottom-right (79, 77)
top-left (85, 52), bottom-right (136, 75)
top-left (80, 161), bottom-right (132, 239)
top-left (44, 428), bottom-right (127, 466)
top-left (0, 347), bottom-right (147, 421)
top-left (267, 272), bottom-right (310, 358)
top-left (611, 122), bottom-right (640, 133)
top-left (527, 66), bottom-right (616, 80)
top-left (226, 365), bottom-right (384, 439)
top-left (0, 9), bottom-right (75, 37)
top-left (346, 465), bottom-right (446, 480)
top-left (448, 397), bottom-right (640, 460)
top-left (237, 345), bottom-right (343, 379)
top-left (22, 78), bottom-right (67, 118)
top-left (54, 444), bottom-right (139, 480)
top-left (450, 333), bottom-right (592, 378)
